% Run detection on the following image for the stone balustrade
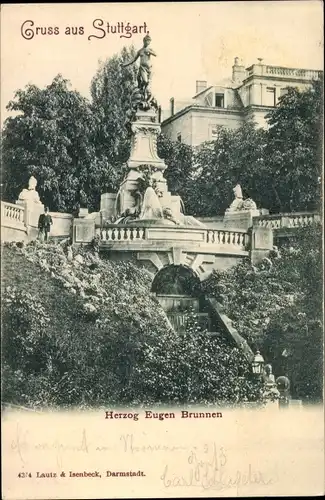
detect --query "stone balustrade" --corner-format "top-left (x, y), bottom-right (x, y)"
top-left (266, 66), bottom-right (321, 80)
top-left (206, 229), bottom-right (248, 248)
top-left (246, 64), bottom-right (322, 81)
top-left (96, 225), bottom-right (146, 242)
top-left (1, 201), bottom-right (25, 225)
top-left (253, 212), bottom-right (320, 230)
top-left (95, 224), bottom-right (249, 251)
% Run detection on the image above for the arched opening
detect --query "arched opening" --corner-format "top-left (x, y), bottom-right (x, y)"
top-left (151, 265), bottom-right (209, 332)
top-left (151, 264), bottom-right (201, 296)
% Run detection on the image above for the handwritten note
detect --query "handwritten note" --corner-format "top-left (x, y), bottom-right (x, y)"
top-left (2, 407), bottom-right (324, 498)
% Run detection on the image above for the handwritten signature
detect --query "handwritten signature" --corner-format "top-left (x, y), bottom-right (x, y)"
top-left (161, 442), bottom-right (276, 490)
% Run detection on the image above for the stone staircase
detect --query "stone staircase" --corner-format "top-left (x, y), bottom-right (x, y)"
top-left (156, 293), bottom-right (253, 359)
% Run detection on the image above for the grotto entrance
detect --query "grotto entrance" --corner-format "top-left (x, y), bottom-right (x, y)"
top-left (151, 265), bottom-right (211, 332)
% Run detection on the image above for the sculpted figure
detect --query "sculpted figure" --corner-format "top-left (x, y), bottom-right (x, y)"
top-left (122, 34), bottom-right (157, 101)
top-left (18, 175), bottom-right (41, 204)
top-left (139, 178), bottom-right (163, 219)
top-left (226, 183), bottom-right (244, 212)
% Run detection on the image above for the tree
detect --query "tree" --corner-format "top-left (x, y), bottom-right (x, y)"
top-left (89, 45), bottom-right (138, 191)
top-left (1, 75), bottom-right (107, 212)
top-left (157, 134), bottom-right (194, 207)
top-left (182, 123), bottom-right (268, 216)
top-left (264, 78), bottom-right (323, 213)
top-left (174, 80), bottom-right (322, 217)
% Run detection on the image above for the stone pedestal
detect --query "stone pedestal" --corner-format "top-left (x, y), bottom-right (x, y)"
top-left (127, 109), bottom-right (167, 173)
top-left (73, 218), bottom-right (95, 244)
top-left (224, 209), bottom-right (263, 230)
top-left (100, 193), bottom-right (117, 220)
top-left (249, 225), bottom-right (274, 265)
top-left (115, 109), bottom-right (169, 217)
top-left (16, 199), bottom-right (44, 238)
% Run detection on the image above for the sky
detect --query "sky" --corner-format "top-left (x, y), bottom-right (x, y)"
top-left (1, 1), bottom-right (323, 124)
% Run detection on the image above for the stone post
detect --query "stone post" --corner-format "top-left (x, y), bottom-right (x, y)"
top-left (100, 193), bottom-right (117, 221)
top-left (249, 225), bottom-right (274, 265)
top-left (224, 209), bottom-right (261, 230)
top-left (73, 218), bottom-right (95, 244)
top-left (17, 200), bottom-right (44, 240)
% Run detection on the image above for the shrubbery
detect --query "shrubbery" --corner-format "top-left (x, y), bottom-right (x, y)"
top-left (202, 224), bottom-right (323, 401)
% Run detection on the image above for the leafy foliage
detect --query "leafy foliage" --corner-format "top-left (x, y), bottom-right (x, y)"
top-left (182, 123), bottom-right (267, 216)
top-left (202, 224), bottom-right (323, 400)
top-left (1, 75), bottom-right (106, 212)
top-left (169, 79), bottom-right (322, 216)
top-left (89, 45), bottom-right (138, 190)
top-left (264, 79), bottom-right (323, 212)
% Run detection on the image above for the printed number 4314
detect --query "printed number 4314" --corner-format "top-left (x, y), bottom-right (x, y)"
top-left (18, 473), bottom-right (32, 478)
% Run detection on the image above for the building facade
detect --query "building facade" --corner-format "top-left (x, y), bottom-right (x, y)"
top-left (161, 58), bottom-right (322, 146)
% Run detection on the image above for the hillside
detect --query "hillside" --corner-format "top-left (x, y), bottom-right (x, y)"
top-left (1, 241), bottom-right (172, 408)
top-left (2, 241), bottom-right (263, 409)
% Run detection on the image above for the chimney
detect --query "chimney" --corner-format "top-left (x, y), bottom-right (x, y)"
top-left (232, 57), bottom-right (246, 84)
top-left (170, 97), bottom-right (175, 116)
top-left (195, 80), bottom-right (207, 94)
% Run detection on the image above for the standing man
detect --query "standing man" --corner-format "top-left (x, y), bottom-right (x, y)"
top-left (38, 207), bottom-right (53, 242)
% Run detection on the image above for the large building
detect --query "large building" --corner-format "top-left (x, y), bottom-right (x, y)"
top-left (161, 58), bottom-right (322, 146)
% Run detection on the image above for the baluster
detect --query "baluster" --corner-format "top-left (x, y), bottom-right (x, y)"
top-left (138, 227), bottom-right (145, 239)
top-left (206, 230), bottom-right (211, 243)
top-left (107, 228), bottom-right (113, 241)
top-left (101, 229), bottom-right (106, 241)
top-left (220, 231), bottom-right (224, 244)
top-left (212, 230), bottom-right (217, 244)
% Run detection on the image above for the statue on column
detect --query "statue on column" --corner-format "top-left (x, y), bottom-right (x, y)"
top-left (122, 34), bottom-right (158, 111)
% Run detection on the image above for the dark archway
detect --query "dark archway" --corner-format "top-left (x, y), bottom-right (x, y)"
top-left (152, 265), bottom-right (208, 331)
top-left (151, 264), bottom-right (201, 296)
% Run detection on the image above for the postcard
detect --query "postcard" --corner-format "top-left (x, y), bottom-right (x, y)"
top-left (1, 2), bottom-right (324, 499)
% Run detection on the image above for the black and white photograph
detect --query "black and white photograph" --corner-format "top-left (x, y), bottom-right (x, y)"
top-left (1, 2), bottom-right (324, 498)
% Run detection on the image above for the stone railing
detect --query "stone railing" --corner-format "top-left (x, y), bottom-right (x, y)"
top-left (95, 224), bottom-right (249, 251)
top-left (265, 66), bottom-right (321, 80)
top-left (206, 229), bottom-right (249, 248)
top-left (96, 225), bottom-right (146, 242)
top-left (1, 201), bottom-right (25, 225)
top-left (246, 64), bottom-right (322, 81)
top-left (253, 212), bottom-right (321, 230)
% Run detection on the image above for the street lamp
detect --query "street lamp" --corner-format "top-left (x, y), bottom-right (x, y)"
top-left (252, 350), bottom-right (265, 375)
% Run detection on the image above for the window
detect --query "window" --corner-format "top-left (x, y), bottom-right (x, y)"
top-left (265, 87), bottom-right (276, 107)
top-left (215, 93), bottom-right (224, 108)
top-left (177, 133), bottom-right (182, 143)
